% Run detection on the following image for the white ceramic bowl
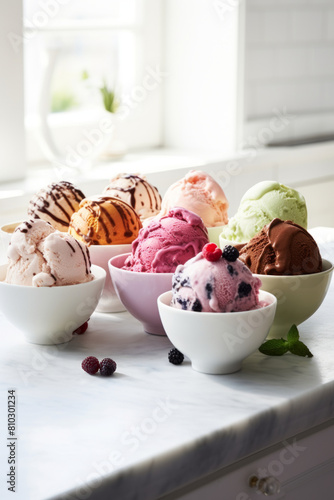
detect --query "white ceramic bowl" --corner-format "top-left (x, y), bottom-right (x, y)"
top-left (108, 253), bottom-right (173, 335)
top-left (254, 259), bottom-right (333, 337)
top-left (0, 264), bottom-right (106, 345)
top-left (89, 243), bottom-right (132, 313)
top-left (158, 290), bottom-right (277, 374)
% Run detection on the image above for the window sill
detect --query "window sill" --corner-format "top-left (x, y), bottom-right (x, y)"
top-left (1, 143), bottom-right (334, 227)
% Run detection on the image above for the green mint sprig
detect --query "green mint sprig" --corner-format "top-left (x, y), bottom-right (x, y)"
top-left (259, 324), bottom-right (313, 358)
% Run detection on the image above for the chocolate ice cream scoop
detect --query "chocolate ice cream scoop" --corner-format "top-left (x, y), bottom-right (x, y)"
top-left (239, 218), bottom-right (322, 275)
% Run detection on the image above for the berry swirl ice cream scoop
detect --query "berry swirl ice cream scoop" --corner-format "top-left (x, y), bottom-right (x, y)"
top-left (171, 243), bottom-right (261, 312)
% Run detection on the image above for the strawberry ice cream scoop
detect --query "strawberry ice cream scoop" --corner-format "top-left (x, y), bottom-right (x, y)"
top-left (123, 208), bottom-right (209, 273)
top-left (6, 219), bottom-right (93, 287)
top-left (171, 244), bottom-right (262, 312)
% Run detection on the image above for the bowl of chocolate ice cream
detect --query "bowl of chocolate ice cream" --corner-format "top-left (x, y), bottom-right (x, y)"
top-left (239, 218), bottom-right (333, 337)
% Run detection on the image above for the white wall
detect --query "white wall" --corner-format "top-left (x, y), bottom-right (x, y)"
top-left (243, 0), bottom-right (334, 145)
top-left (0, 1), bottom-right (26, 182)
top-left (163, 0), bottom-right (240, 155)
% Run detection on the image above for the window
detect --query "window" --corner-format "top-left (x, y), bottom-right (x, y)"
top-left (1, 0), bottom-right (242, 184)
top-left (23, 0), bottom-right (163, 170)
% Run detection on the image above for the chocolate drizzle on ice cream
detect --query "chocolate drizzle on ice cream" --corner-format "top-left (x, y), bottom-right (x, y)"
top-left (28, 181), bottom-right (85, 231)
top-left (68, 196), bottom-right (142, 246)
top-left (103, 174), bottom-right (162, 219)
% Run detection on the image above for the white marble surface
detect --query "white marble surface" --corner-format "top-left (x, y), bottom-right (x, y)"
top-left (0, 231), bottom-right (334, 500)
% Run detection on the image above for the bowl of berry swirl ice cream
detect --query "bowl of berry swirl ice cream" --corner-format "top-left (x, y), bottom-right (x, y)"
top-left (158, 243), bottom-right (277, 374)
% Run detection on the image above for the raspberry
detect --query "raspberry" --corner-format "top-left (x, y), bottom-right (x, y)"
top-left (168, 348), bottom-right (184, 365)
top-left (81, 356), bottom-right (100, 375)
top-left (202, 243), bottom-right (222, 262)
top-left (100, 358), bottom-right (117, 376)
top-left (222, 245), bottom-right (239, 262)
top-left (73, 321), bottom-right (89, 335)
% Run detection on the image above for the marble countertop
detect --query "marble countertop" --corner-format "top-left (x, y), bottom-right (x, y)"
top-left (1, 229), bottom-right (334, 500)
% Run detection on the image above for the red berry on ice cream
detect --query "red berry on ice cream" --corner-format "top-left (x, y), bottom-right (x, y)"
top-left (82, 356), bottom-right (100, 375)
top-left (202, 243), bottom-right (222, 262)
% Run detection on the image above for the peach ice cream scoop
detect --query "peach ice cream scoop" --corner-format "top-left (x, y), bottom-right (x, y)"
top-left (160, 170), bottom-right (229, 227)
top-left (68, 196), bottom-right (142, 245)
top-left (5, 219), bottom-right (93, 287)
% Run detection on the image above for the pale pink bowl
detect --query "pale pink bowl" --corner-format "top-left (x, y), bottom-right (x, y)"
top-left (108, 253), bottom-right (173, 335)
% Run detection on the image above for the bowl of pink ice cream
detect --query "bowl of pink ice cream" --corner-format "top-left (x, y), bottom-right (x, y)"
top-left (108, 207), bottom-right (209, 335)
top-left (0, 219), bottom-right (105, 345)
top-left (157, 243), bottom-right (277, 374)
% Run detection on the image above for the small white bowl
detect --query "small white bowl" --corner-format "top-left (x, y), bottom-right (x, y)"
top-left (254, 259), bottom-right (333, 337)
top-left (158, 290), bottom-right (277, 374)
top-left (108, 253), bottom-right (173, 335)
top-left (89, 243), bottom-right (132, 313)
top-left (0, 264), bottom-right (106, 345)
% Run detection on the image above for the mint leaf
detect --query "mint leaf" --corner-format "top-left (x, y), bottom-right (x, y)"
top-left (259, 339), bottom-right (289, 356)
top-left (289, 340), bottom-right (313, 358)
top-left (287, 324), bottom-right (299, 344)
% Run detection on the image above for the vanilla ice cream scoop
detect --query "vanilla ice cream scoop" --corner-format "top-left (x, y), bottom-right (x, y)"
top-left (6, 219), bottom-right (93, 287)
top-left (28, 181), bottom-right (86, 231)
top-left (103, 173), bottom-right (162, 219)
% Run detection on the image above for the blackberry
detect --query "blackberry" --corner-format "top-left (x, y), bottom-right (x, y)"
top-left (227, 264), bottom-right (234, 276)
top-left (205, 282), bottom-right (213, 299)
top-left (81, 356), bottom-right (100, 375)
top-left (238, 281), bottom-right (252, 298)
top-left (222, 245), bottom-right (239, 262)
top-left (192, 298), bottom-right (202, 312)
top-left (168, 348), bottom-right (184, 365)
top-left (100, 358), bottom-right (117, 376)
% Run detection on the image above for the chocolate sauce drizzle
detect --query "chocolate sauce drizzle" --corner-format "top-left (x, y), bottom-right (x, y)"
top-left (74, 238), bottom-right (90, 274)
top-left (28, 181), bottom-right (85, 228)
top-left (105, 175), bottom-right (161, 211)
top-left (69, 197), bottom-right (140, 245)
top-left (18, 220), bottom-right (33, 233)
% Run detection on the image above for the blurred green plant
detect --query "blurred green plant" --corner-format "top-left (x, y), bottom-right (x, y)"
top-left (99, 81), bottom-right (119, 113)
top-left (51, 90), bottom-right (78, 113)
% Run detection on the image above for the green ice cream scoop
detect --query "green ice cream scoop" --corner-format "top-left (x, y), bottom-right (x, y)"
top-left (220, 180), bottom-right (307, 243)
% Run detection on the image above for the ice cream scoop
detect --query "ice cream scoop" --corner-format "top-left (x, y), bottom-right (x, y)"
top-left (160, 170), bottom-right (229, 227)
top-left (239, 218), bottom-right (322, 275)
top-left (28, 181), bottom-right (86, 232)
top-left (103, 173), bottom-right (162, 219)
top-left (171, 244), bottom-right (261, 313)
top-left (68, 196), bottom-right (142, 245)
top-left (220, 180), bottom-right (307, 243)
top-left (124, 207), bottom-right (209, 273)
top-left (6, 219), bottom-right (93, 287)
